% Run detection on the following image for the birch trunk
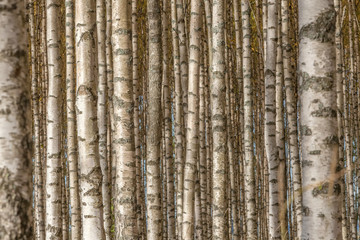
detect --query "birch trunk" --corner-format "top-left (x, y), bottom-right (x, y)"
top-left (298, 0), bottom-right (342, 238)
top-left (264, 0), bottom-right (280, 238)
top-left (45, 0), bottom-right (64, 238)
top-left (281, 0), bottom-right (302, 238)
top-left (96, 0), bottom-right (111, 238)
top-left (171, 0), bottom-right (184, 237)
top-left (241, 0), bottom-right (257, 239)
top-left (146, 0), bottom-right (163, 238)
top-left (30, 0), bottom-right (45, 238)
top-left (161, 0), bottom-right (175, 238)
top-left (65, 0), bottom-right (81, 239)
top-left (0, 0), bottom-right (32, 238)
top-left (75, 0), bottom-right (105, 238)
top-left (211, 0), bottom-right (228, 238)
top-left (275, 8), bottom-right (287, 238)
top-left (182, 0), bottom-right (201, 238)
top-left (131, 0), bottom-right (145, 237)
top-left (199, 60), bottom-right (207, 240)
top-left (111, 0), bottom-right (137, 238)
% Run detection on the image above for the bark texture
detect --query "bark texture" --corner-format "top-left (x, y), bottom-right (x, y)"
top-left (146, 0), bottom-right (163, 238)
top-left (211, 0), bottom-right (228, 238)
top-left (75, 0), bottom-right (105, 238)
top-left (65, 0), bottom-right (81, 239)
top-left (0, 0), bottom-right (32, 239)
top-left (298, 1), bottom-right (342, 239)
top-left (112, 0), bottom-right (137, 238)
top-left (45, 0), bottom-right (64, 238)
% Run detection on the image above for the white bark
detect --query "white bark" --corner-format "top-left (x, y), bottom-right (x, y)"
top-left (0, 0), bottom-right (31, 238)
top-left (75, 0), bottom-right (105, 238)
top-left (45, 0), bottom-right (64, 238)
top-left (299, 1), bottom-right (342, 239)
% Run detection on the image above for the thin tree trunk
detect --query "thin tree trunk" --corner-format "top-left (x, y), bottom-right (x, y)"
top-left (211, 0), bottom-right (228, 238)
top-left (199, 58), bottom-right (207, 240)
top-left (65, 1), bottom-right (81, 239)
top-left (281, 0), bottom-right (302, 238)
top-left (131, 0), bottom-right (145, 237)
top-left (264, 0), bottom-right (280, 238)
top-left (298, 0), bottom-right (342, 238)
top-left (177, 0), bottom-right (189, 119)
top-left (182, 0), bottom-right (201, 238)
top-left (275, 7), bottom-right (287, 238)
top-left (30, 0), bottom-right (45, 238)
top-left (45, 0), bottom-right (64, 238)
top-left (171, 0), bottom-right (185, 237)
top-left (96, 0), bottom-right (111, 238)
top-left (346, 2), bottom-right (356, 239)
top-left (205, 71), bottom-right (213, 239)
top-left (161, 0), bottom-right (175, 238)
top-left (334, 0), bottom-right (347, 239)
top-left (241, 0), bottom-right (257, 239)
top-left (146, 0), bottom-right (163, 238)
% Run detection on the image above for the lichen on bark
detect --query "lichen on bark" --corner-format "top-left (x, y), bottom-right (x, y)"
top-left (299, 8), bottom-right (336, 43)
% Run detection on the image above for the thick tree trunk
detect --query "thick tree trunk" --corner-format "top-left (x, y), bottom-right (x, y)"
top-left (298, 0), bottom-right (342, 238)
top-left (0, 0), bottom-right (32, 238)
top-left (75, 0), bottom-right (104, 238)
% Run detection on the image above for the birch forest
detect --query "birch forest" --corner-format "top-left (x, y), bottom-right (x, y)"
top-left (3, 0), bottom-right (360, 239)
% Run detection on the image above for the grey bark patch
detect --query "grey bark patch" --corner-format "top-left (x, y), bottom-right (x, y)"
top-left (312, 182), bottom-right (330, 197)
top-left (312, 182), bottom-right (341, 197)
top-left (302, 160), bottom-right (313, 167)
top-left (303, 206), bottom-right (310, 216)
top-left (324, 135), bottom-right (339, 145)
top-left (310, 106), bottom-right (336, 118)
top-left (299, 8), bottom-right (336, 42)
top-left (0, 168), bottom-right (32, 239)
top-left (300, 125), bottom-right (312, 136)
top-left (309, 150), bottom-right (321, 155)
top-left (299, 72), bottom-right (334, 93)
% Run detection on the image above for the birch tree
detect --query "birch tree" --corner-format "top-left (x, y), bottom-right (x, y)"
top-left (45, 0), bottom-right (64, 238)
top-left (96, 0), bottom-right (111, 237)
top-left (211, 0), bottom-right (228, 238)
top-left (298, 0), bottom-right (342, 238)
top-left (65, 0), bottom-right (81, 239)
top-left (182, 0), bottom-right (202, 238)
top-left (171, 0), bottom-right (185, 237)
top-left (75, 0), bottom-right (105, 238)
top-left (146, 0), bottom-right (163, 238)
top-left (241, 0), bottom-right (257, 239)
top-left (281, 0), bottom-right (302, 238)
top-left (112, 0), bottom-right (137, 238)
top-left (0, 0), bottom-right (32, 238)
top-left (264, 0), bottom-right (281, 238)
